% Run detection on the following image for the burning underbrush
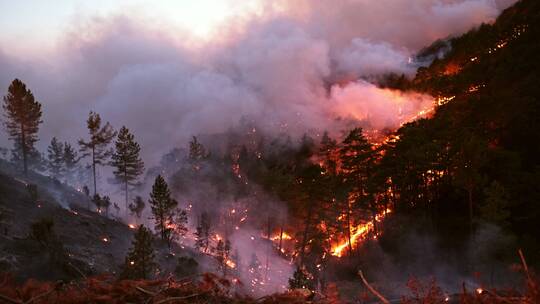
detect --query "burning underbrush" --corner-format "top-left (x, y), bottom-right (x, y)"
top-left (0, 266), bottom-right (537, 304)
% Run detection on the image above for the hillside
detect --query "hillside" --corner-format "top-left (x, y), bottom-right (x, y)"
top-left (0, 159), bottom-right (207, 282)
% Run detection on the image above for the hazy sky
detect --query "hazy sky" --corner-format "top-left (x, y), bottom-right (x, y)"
top-left (0, 0), bottom-right (266, 56)
top-left (0, 0), bottom-right (517, 164)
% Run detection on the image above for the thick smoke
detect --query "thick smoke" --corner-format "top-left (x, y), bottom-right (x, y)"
top-left (0, 0), bottom-right (517, 164)
top-left (0, 0), bottom-right (519, 294)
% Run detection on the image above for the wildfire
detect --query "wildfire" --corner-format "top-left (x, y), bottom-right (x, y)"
top-left (331, 209), bottom-right (391, 257)
top-left (225, 259), bottom-right (236, 268)
top-left (270, 232), bottom-right (292, 241)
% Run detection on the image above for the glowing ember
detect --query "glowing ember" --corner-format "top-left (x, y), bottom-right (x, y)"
top-left (225, 259), bottom-right (236, 268)
top-left (128, 224), bottom-right (136, 229)
top-left (102, 237), bottom-right (109, 242)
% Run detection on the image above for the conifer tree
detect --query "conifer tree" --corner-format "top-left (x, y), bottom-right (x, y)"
top-left (110, 126), bottom-right (144, 214)
top-left (288, 266), bottom-right (314, 290)
top-left (2, 79), bottom-right (43, 175)
top-left (63, 142), bottom-right (78, 184)
top-left (121, 225), bottom-right (156, 279)
top-left (319, 131), bottom-right (338, 174)
top-left (129, 196), bottom-right (146, 222)
top-left (172, 208), bottom-right (189, 242)
top-left (47, 137), bottom-right (64, 179)
top-left (78, 111), bottom-right (116, 196)
top-left (149, 175), bottom-right (177, 247)
top-left (194, 212), bottom-right (211, 253)
top-left (215, 239), bottom-right (231, 275)
top-left (189, 136), bottom-right (207, 171)
top-left (338, 127), bottom-right (375, 254)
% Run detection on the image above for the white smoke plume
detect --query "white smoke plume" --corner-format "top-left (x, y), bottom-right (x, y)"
top-left (0, 0), bottom-right (516, 164)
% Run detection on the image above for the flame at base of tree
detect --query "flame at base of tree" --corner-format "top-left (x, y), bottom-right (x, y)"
top-left (331, 209), bottom-right (391, 257)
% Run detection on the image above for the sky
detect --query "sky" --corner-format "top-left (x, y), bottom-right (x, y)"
top-left (0, 1), bottom-right (272, 57)
top-left (0, 0), bottom-right (518, 164)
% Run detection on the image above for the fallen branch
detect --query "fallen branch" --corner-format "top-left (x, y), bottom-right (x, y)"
top-left (24, 281), bottom-right (62, 304)
top-left (135, 286), bottom-right (157, 297)
top-left (154, 293), bottom-right (200, 304)
top-left (358, 270), bottom-right (390, 304)
top-left (518, 249), bottom-right (533, 284)
top-left (0, 293), bottom-right (21, 304)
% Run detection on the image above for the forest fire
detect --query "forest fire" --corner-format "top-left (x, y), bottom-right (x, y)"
top-left (331, 209), bottom-right (392, 257)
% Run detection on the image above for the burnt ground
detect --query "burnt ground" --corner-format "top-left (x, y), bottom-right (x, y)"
top-left (0, 160), bottom-right (212, 282)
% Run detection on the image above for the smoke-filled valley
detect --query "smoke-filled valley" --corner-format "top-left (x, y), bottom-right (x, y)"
top-left (1, 0), bottom-right (540, 303)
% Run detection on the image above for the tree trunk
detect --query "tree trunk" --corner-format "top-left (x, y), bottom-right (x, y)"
top-left (468, 184), bottom-right (474, 235)
top-left (92, 145), bottom-right (97, 197)
top-left (278, 225), bottom-right (284, 252)
top-left (299, 198), bottom-right (314, 266)
top-left (20, 124), bottom-right (28, 176)
top-left (346, 199), bottom-right (353, 256)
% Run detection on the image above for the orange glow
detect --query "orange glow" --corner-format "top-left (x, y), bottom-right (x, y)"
top-left (331, 209), bottom-right (391, 257)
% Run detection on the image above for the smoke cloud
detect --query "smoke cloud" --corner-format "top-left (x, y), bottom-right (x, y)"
top-left (0, 0), bottom-right (517, 165)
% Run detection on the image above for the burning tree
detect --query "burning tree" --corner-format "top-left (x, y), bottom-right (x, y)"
top-left (337, 127), bottom-right (375, 255)
top-left (214, 238), bottom-right (232, 276)
top-left (195, 212), bottom-right (211, 253)
top-left (110, 126), bottom-right (145, 216)
top-left (78, 111), bottom-right (116, 197)
top-left (2, 79), bottom-right (43, 175)
top-left (121, 225), bottom-right (156, 280)
top-left (171, 208), bottom-right (189, 242)
top-left (149, 175), bottom-right (177, 248)
top-left (288, 266), bottom-right (314, 290)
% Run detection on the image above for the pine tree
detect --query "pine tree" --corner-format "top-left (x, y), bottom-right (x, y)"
top-left (121, 225), bottom-right (156, 279)
top-left (319, 131), bottom-right (338, 175)
top-left (288, 266), bottom-right (314, 290)
top-left (194, 212), bottom-right (211, 253)
top-left (2, 79), bottom-right (43, 175)
top-left (149, 175), bottom-right (177, 247)
top-left (129, 196), bottom-right (146, 221)
top-left (63, 142), bottom-right (78, 184)
top-left (110, 126), bottom-right (144, 215)
top-left (189, 136), bottom-right (207, 171)
top-left (47, 137), bottom-right (64, 179)
top-left (102, 195), bottom-right (112, 216)
top-left (338, 127), bottom-right (375, 254)
top-left (78, 111), bottom-right (116, 196)
top-left (171, 208), bottom-right (189, 242)
top-left (92, 194), bottom-right (103, 213)
top-left (215, 239), bottom-right (232, 276)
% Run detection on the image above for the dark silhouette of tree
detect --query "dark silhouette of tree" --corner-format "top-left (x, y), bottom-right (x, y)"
top-left (194, 211), bottom-right (211, 253)
top-left (214, 238), bottom-right (231, 276)
top-left (338, 128), bottom-right (375, 254)
top-left (149, 175), bottom-right (177, 248)
top-left (47, 137), bottom-right (64, 180)
top-left (63, 142), bottom-right (78, 184)
top-left (172, 208), bottom-right (189, 242)
top-left (189, 136), bottom-right (208, 171)
top-left (78, 111), bottom-right (116, 197)
top-left (129, 196), bottom-right (146, 222)
top-left (289, 266), bottom-right (313, 290)
top-left (110, 126), bottom-right (144, 216)
top-left (2, 79), bottom-right (43, 175)
top-left (121, 225), bottom-right (156, 279)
